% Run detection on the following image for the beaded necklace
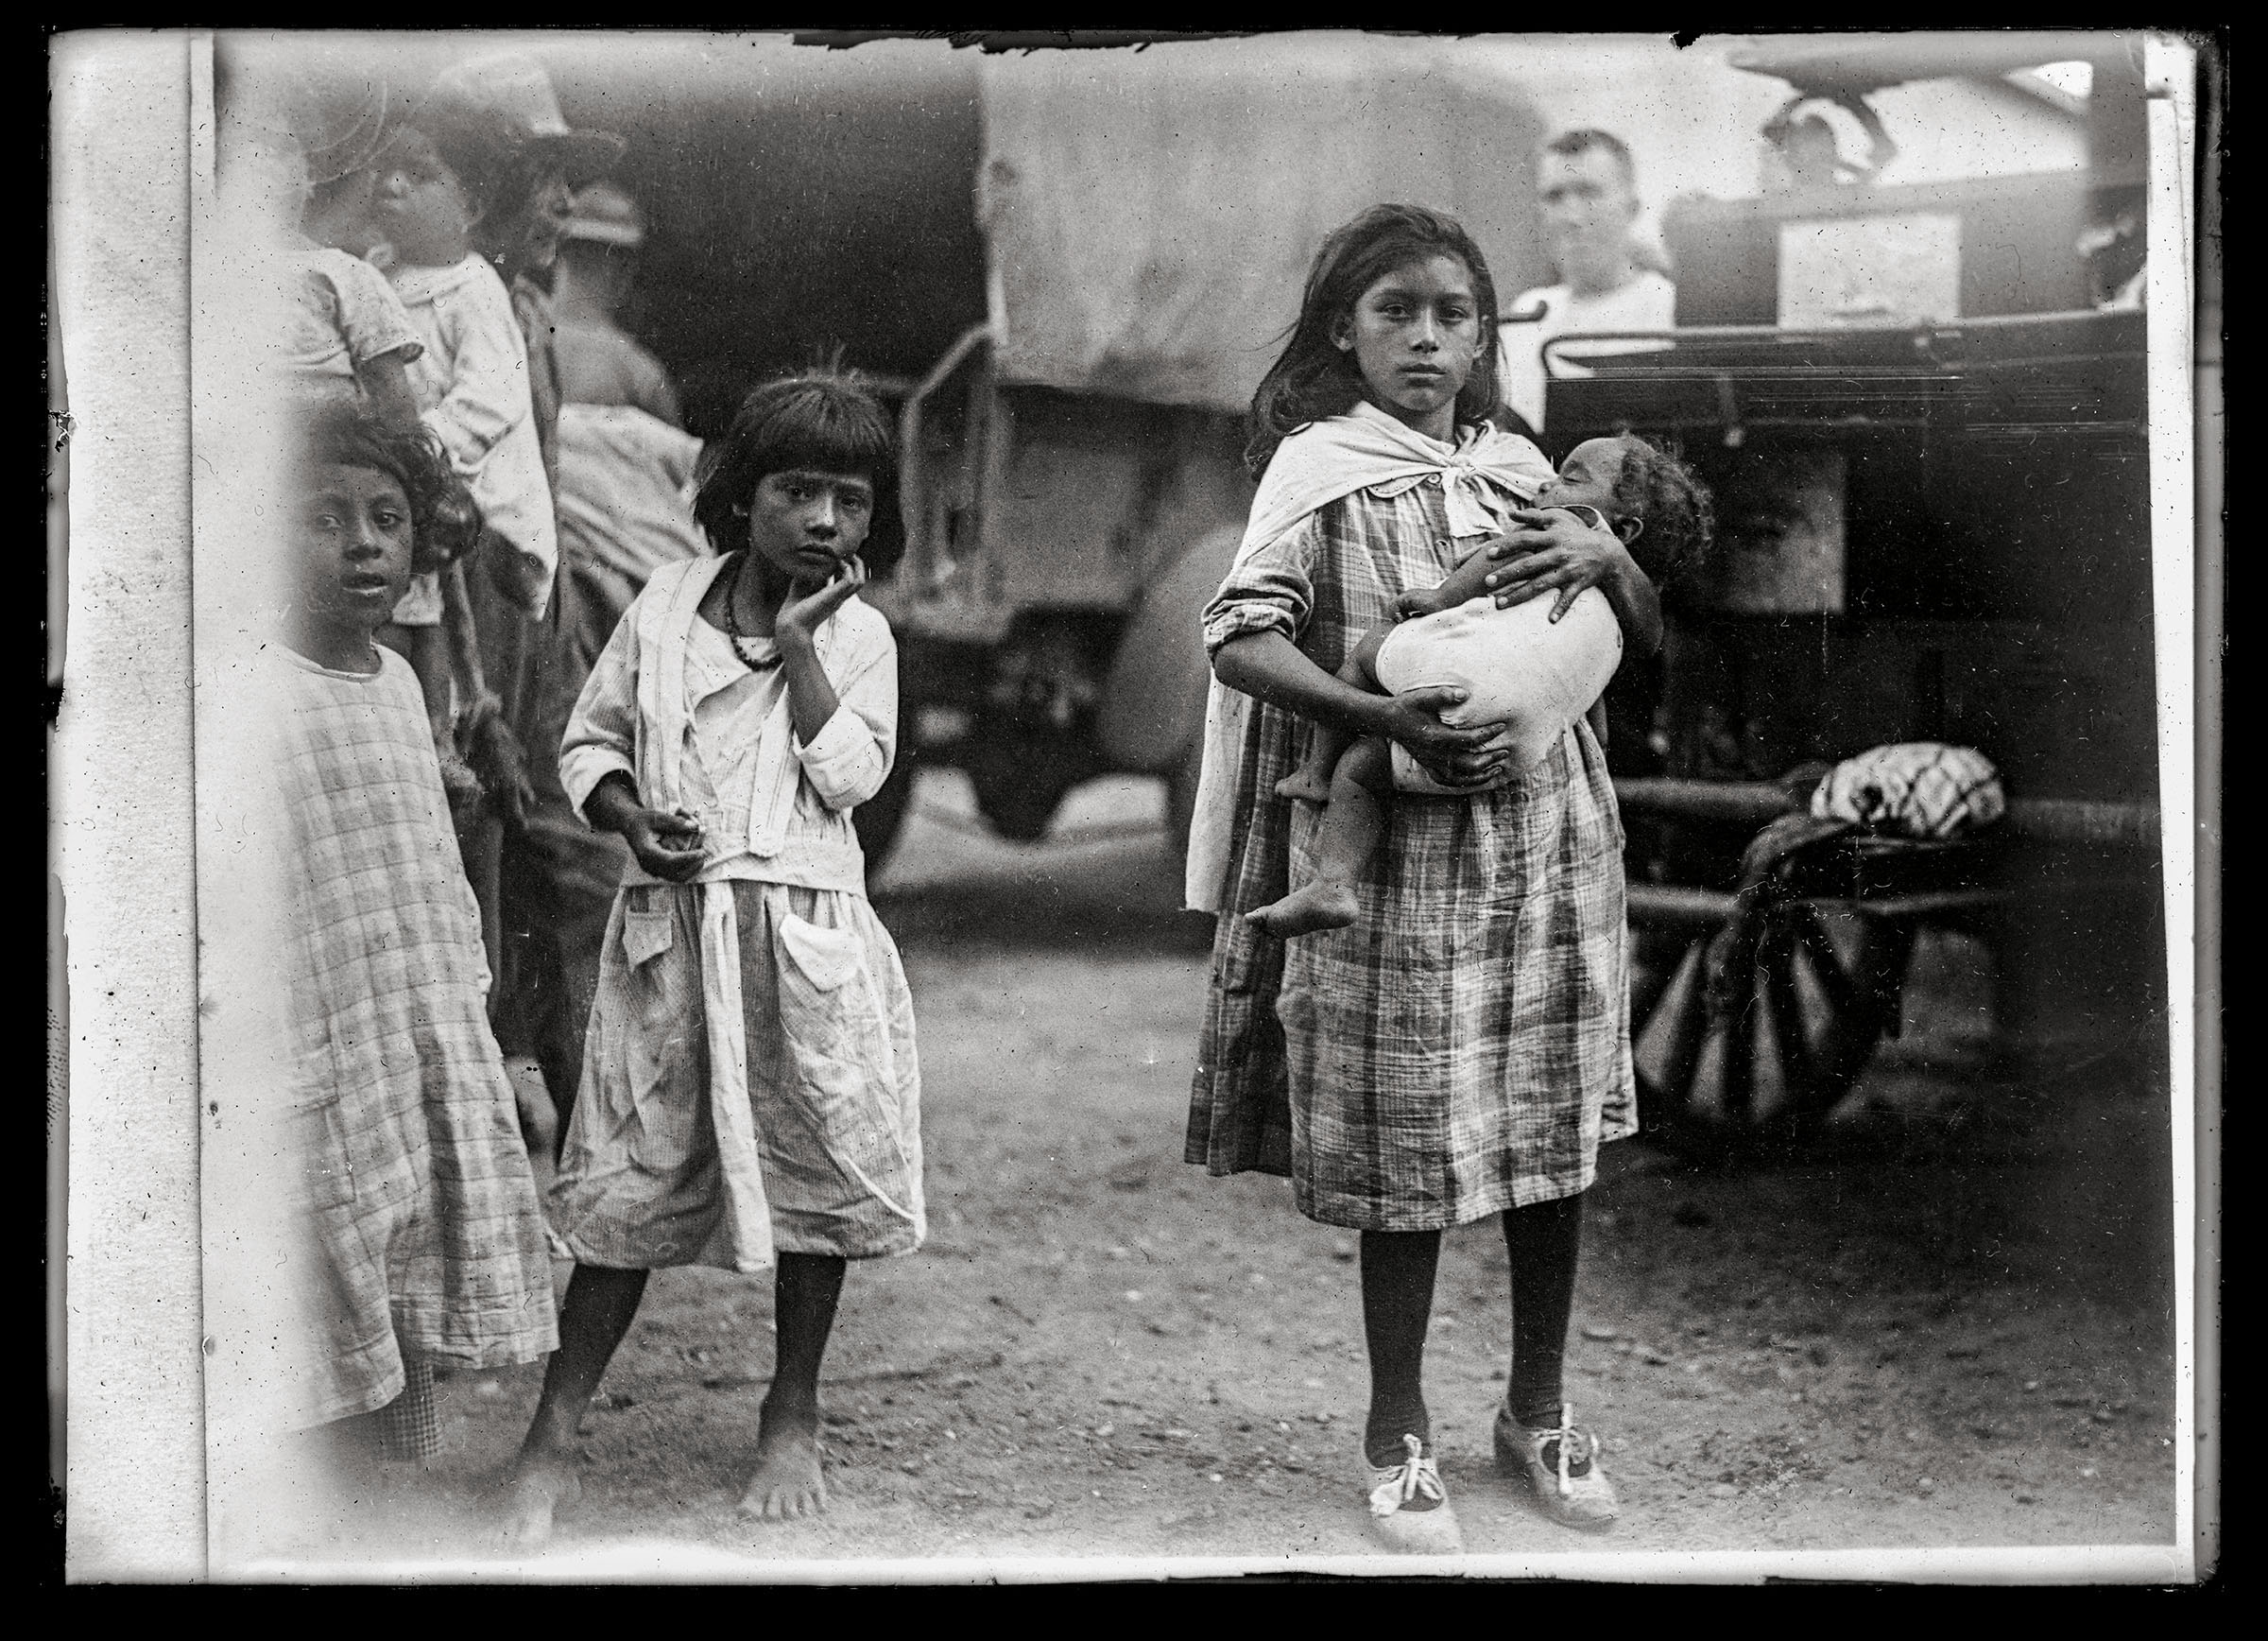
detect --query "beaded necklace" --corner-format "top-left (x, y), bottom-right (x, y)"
top-left (722, 551), bottom-right (784, 673)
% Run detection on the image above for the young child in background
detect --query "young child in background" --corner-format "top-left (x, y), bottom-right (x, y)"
top-left (366, 117), bottom-right (557, 637)
top-left (285, 93), bottom-right (421, 431)
top-left (360, 107), bottom-right (558, 987)
top-left (227, 58), bottom-right (424, 437)
top-left (276, 404), bottom-right (557, 1489)
top-left (501, 372), bottom-right (921, 1548)
top-left (1248, 434), bottom-right (1711, 936)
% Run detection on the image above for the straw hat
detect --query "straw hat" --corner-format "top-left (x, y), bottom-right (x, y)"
top-left (561, 181), bottom-right (646, 249)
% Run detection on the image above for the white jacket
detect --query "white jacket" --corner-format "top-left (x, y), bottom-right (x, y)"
top-left (559, 553), bottom-right (897, 895)
top-left (391, 253), bottom-right (558, 614)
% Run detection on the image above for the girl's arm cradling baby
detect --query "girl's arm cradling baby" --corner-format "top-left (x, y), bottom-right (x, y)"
top-left (1221, 630), bottom-right (1510, 793)
top-left (1480, 509), bottom-right (1663, 657)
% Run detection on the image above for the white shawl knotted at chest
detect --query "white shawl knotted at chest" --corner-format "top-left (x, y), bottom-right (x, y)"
top-left (1182, 404), bottom-right (1555, 912)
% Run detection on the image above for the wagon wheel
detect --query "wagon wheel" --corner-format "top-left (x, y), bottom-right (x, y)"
top-left (1635, 891), bottom-right (1913, 1162)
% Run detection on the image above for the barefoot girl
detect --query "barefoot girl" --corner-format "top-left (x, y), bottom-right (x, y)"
top-left (1184, 204), bottom-right (1657, 1548)
top-left (504, 371), bottom-right (921, 1545)
top-left (277, 405), bottom-right (557, 1483)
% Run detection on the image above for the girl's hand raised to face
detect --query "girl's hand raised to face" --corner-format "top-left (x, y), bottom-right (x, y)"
top-left (1481, 510), bottom-right (1637, 623)
top-left (774, 560), bottom-right (868, 651)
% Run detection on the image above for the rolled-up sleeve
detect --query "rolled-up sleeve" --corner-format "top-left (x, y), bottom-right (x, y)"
top-left (1201, 518), bottom-right (1315, 657)
top-left (559, 595), bottom-right (643, 821)
top-left (794, 624), bottom-right (896, 812)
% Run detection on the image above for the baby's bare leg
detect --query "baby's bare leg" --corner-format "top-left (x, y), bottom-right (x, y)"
top-left (1278, 633), bottom-right (1391, 802)
top-left (1247, 736), bottom-right (1395, 938)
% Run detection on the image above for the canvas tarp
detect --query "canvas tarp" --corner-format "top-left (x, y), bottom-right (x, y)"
top-left (976, 34), bottom-right (1554, 415)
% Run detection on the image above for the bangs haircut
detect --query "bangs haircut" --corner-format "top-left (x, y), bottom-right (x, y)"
top-left (299, 403), bottom-right (478, 575)
top-left (693, 371), bottom-right (901, 565)
top-left (1245, 203), bottom-right (1502, 478)
top-left (1608, 433), bottom-right (1713, 580)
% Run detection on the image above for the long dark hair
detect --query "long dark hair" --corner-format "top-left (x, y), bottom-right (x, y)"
top-left (1245, 204), bottom-right (1503, 478)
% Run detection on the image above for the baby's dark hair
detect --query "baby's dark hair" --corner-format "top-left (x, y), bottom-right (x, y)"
top-left (1246, 203), bottom-right (1503, 478)
top-left (1608, 433), bottom-right (1712, 579)
top-left (299, 403), bottom-right (481, 574)
top-left (693, 370), bottom-right (901, 570)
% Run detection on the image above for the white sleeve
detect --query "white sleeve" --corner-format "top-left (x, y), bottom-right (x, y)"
top-left (792, 616), bottom-right (896, 812)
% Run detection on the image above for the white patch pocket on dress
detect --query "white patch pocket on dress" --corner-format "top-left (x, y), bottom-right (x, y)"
top-left (773, 912), bottom-right (919, 1223)
top-left (622, 897), bottom-right (676, 969)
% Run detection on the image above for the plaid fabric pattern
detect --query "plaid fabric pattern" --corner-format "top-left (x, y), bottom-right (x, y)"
top-left (1811, 742), bottom-right (2005, 839)
top-left (281, 648), bottom-right (559, 1425)
top-left (1186, 481), bottom-right (1637, 1230)
top-left (375, 1357), bottom-right (441, 1462)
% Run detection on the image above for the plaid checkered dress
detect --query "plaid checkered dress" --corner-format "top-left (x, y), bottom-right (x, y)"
top-left (1185, 480), bottom-right (1638, 1230)
top-left (281, 648), bottom-right (558, 1425)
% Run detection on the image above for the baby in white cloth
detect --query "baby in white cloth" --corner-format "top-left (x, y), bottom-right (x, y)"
top-left (1249, 432), bottom-right (1711, 937)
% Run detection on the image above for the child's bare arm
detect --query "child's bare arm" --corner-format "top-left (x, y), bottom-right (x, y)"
top-left (773, 567), bottom-right (866, 748)
top-left (1393, 540), bottom-right (1505, 622)
top-left (359, 350), bottom-right (423, 436)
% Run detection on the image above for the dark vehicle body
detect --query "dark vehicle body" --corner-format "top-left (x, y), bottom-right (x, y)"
top-left (1535, 32), bottom-right (2168, 1138)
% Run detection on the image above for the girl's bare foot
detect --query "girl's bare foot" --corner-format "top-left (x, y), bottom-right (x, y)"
top-left (738, 1400), bottom-right (828, 1522)
top-left (1274, 765), bottom-right (1334, 803)
top-left (497, 1453), bottom-right (581, 1551)
top-left (1245, 879), bottom-right (1359, 937)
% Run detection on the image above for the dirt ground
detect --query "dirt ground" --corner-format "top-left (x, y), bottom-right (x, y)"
top-left (272, 771), bottom-right (2180, 1578)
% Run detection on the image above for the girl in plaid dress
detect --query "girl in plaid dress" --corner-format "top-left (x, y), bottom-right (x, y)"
top-left (278, 406), bottom-right (558, 1480)
top-left (1185, 205), bottom-right (1668, 1549)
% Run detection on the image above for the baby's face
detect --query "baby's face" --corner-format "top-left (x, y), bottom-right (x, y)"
top-left (369, 129), bottom-right (476, 267)
top-left (1531, 437), bottom-right (1630, 518)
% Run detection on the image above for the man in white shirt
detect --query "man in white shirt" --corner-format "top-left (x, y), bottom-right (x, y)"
top-left (1498, 130), bottom-right (1677, 437)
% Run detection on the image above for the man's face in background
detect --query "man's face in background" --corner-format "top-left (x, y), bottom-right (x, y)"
top-left (1539, 145), bottom-right (1641, 291)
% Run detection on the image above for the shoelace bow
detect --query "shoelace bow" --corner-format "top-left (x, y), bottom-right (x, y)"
top-left (1534, 1403), bottom-right (1597, 1497)
top-left (1368, 1433), bottom-right (1446, 1516)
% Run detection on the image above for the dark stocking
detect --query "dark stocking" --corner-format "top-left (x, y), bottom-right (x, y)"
top-left (1503, 1191), bottom-right (1585, 1427)
top-left (1360, 1228), bottom-right (1442, 1465)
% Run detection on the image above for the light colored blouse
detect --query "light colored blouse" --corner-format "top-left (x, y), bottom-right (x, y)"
top-left (559, 552), bottom-right (897, 895)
